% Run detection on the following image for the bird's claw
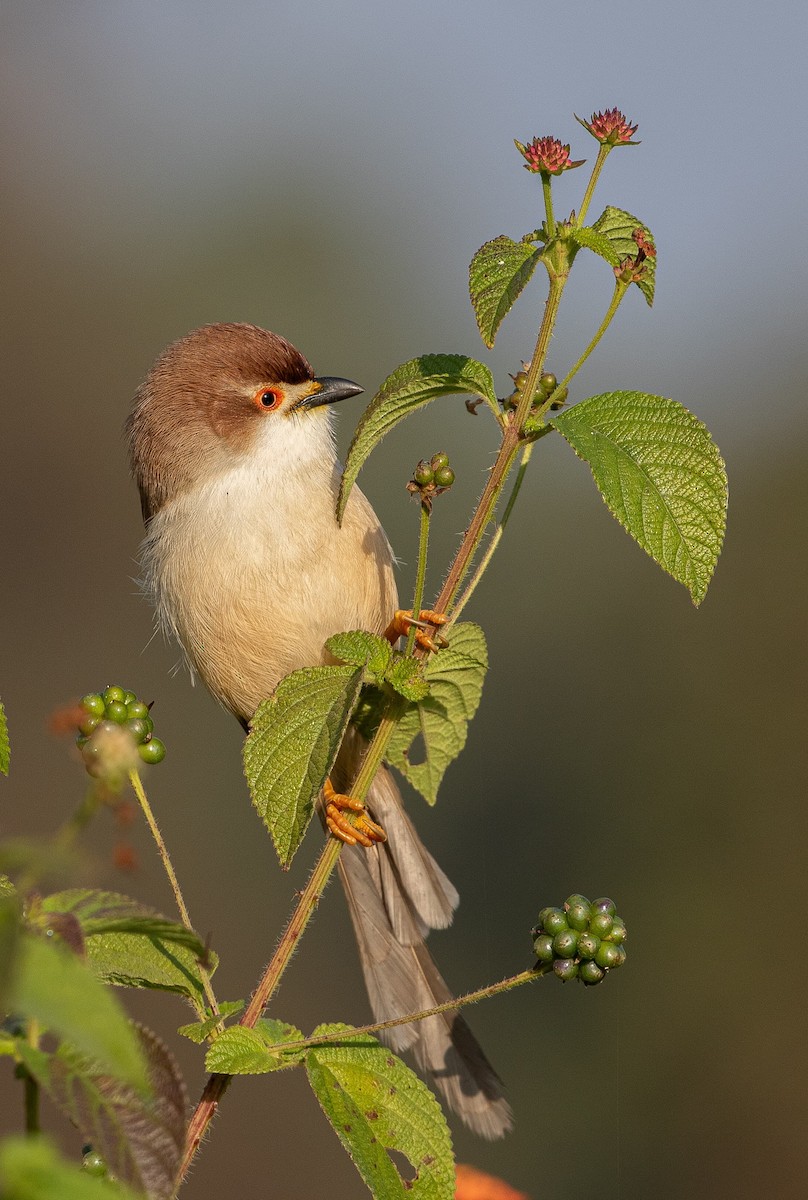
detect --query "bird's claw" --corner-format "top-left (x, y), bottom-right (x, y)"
top-left (324, 778), bottom-right (387, 848)
top-left (385, 608), bottom-right (449, 653)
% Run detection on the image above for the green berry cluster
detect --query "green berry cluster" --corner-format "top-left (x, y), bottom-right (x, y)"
top-left (532, 895), bottom-right (626, 986)
top-left (504, 368), bottom-right (568, 412)
top-left (407, 452), bottom-right (456, 506)
top-left (77, 685), bottom-right (166, 766)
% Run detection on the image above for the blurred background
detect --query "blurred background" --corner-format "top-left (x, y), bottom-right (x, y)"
top-left (1, 2), bottom-right (806, 1196)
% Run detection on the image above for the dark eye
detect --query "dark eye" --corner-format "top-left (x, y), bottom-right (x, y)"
top-left (253, 387), bottom-right (282, 411)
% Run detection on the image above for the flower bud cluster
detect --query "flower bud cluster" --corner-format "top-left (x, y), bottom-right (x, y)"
top-left (532, 895), bottom-right (627, 986)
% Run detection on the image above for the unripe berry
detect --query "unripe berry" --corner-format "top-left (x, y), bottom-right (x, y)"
top-left (82, 1150), bottom-right (107, 1178)
top-left (430, 452), bottom-right (449, 472)
top-left (580, 961), bottom-right (605, 986)
top-left (542, 908), bottom-right (568, 937)
top-left (592, 897), bottom-right (616, 917)
top-left (138, 738), bottom-right (166, 765)
top-left (608, 919), bottom-right (627, 946)
top-left (125, 718), bottom-right (150, 744)
top-left (413, 460), bottom-right (434, 487)
top-left (104, 701), bottom-right (128, 724)
top-left (78, 712), bottom-right (101, 737)
top-left (511, 370), bottom-right (529, 390)
top-left (539, 372), bottom-right (557, 396)
top-left (81, 693), bottom-right (106, 717)
top-left (126, 700), bottom-right (149, 720)
top-left (434, 465), bottom-right (455, 488)
top-left (533, 934), bottom-right (555, 963)
top-left (553, 958), bottom-right (579, 982)
top-left (577, 932), bottom-right (600, 960)
top-left (590, 911), bottom-right (614, 940)
top-left (566, 902), bottom-right (591, 931)
top-left (552, 928), bottom-right (579, 958)
top-left (103, 686), bottom-right (125, 705)
top-left (595, 942), bottom-right (622, 970)
top-left (122, 691), bottom-right (137, 706)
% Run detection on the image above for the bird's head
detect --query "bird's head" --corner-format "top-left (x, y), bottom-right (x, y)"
top-left (126, 323), bottom-right (363, 522)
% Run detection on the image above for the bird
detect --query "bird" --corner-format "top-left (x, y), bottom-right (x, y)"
top-left (126, 321), bottom-right (511, 1138)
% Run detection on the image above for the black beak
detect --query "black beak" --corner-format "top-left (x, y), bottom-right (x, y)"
top-left (297, 376), bottom-right (364, 410)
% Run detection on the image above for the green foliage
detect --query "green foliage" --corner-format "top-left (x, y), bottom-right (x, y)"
top-left (566, 224), bottom-right (620, 266)
top-left (0, 888), bottom-right (20, 1015)
top-left (41, 890), bottom-right (214, 1003)
top-left (591, 206), bottom-right (656, 304)
top-left (337, 355), bottom-right (499, 521)
top-left (10, 933), bottom-right (147, 1092)
top-left (244, 665), bottom-right (363, 867)
top-left (177, 1000), bottom-right (244, 1044)
top-left (16, 1026), bottom-right (186, 1200)
top-left (0, 700), bottom-right (9, 775)
top-left (386, 623), bottom-right (488, 805)
top-left (325, 630), bottom-right (393, 680)
top-left (306, 1025), bottom-right (455, 1200)
top-left (204, 1019), bottom-right (304, 1074)
top-left (385, 656), bottom-right (430, 702)
top-left (551, 392), bottom-right (727, 604)
top-left (0, 1137), bottom-right (143, 1200)
top-left (468, 235), bottom-right (543, 348)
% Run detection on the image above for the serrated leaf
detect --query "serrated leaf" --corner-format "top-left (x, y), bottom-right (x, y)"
top-left (18, 1025), bottom-right (186, 1200)
top-left (567, 225), bottom-right (620, 266)
top-left (0, 1136), bottom-right (144, 1200)
top-left (0, 700), bottom-right (9, 775)
top-left (326, 630), bottom-right (393, 680)
top-left (338, 355), bottom-right (499, 521)
top-left (552, 391), bottom-right (727, 604)
top-left (178, 1000), bottom-right (244, 1044)
top-left (385, 656), bottom-right (431, 702)
top-left (244, 665), bottom-right (363, 868)
top-left (591, 206), bottom-right (656, 304)
top-left (306, 1024), bottom-right (455, 1200)
top-left (203, 1018), bottom-right (305, 1075)
top-left (469, 235), bottom-right (543, 348)
top-left (11, 934), bottom-right (147, 1092)
top-left (386, 623), bottom-right (488, 805)
top-left (41, 890), bottom-right (214, 1003)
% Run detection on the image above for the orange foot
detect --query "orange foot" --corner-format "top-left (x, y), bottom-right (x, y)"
top-left (384, 608), bottom-right (449, 653)
top-left (324, 778), bottom-right (387, 848)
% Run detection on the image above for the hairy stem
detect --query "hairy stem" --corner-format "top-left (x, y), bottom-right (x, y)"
top-left (405, 502), bottom-right (432, 654)
top-left (128, 769), bottom-right (219, 1020)
top-left (542, 173), bottom-right (556, 238)
top-left (576, 143), bottom-right (611, 227)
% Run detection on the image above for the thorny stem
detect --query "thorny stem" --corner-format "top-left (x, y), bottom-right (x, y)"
top-left (576, 143), bottom-right (611, 227)
top-left (405, 502), bottom-right (432, 655)
top-left (128, 769), bottom-right (219, 1021)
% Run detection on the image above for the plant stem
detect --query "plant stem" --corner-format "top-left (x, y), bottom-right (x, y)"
top-left (274, 966), bottom-right (549, 1055)
top-left (556, 280), bottom-right (628, 398)
top-left (541, 173), bottom-right (556, 238)
top-left (405, 502), bottom-right (431, 655)
top-left (128, 768), bottom-right (219, 1020)
top-left (448, 441), bottom-right (535, 626)
top-left (576, 144), bottom-right (611, 227)
top-left (22, 1071), bottom-right (39, 1135)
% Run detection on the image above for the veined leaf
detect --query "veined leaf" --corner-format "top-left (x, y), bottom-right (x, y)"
top-left (307, 1024), bottom-right (455, 1200)
top-left (385, 655), bottom-right (430, 702)
top-left (0, 700), bottom-right (9, 775)
top-left (591, 206), bottom-right (656, 305)
top-left (243, 665), bottom-right (363, 868)
top-left (204, 1018), bottom-right (304, 1075)
top-left (326, 630), bottom-right (393, 680)
top-left (469, 235), bottom-right (543, 348)
top-left (178, 999), bottom-right (244, 1044)
top-left (552, 391), bottom-right (727, 605)
top-left (11, 933), bottom-right (147, 1092)
top-left (338, 355), bottom-right (499, 521)
top-left (41, 890), bottom-right (214, 1003)
top-left (386, 623), bottom-right (488, 805)
top-left (18, 1025), bottom-right (186, 1200)
top-left (0, 1137), bottom-right (143, 1200)
top-left (567, 224), bottom-right (620, 266)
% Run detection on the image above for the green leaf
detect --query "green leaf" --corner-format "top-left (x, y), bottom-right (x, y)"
top-left (386, 623), bottom-right (488, 805)
top-left (0, 1137), bottom-right (144, 1200)
top-left (41, 890), bottom-right (214, 1003)
top-left (11, 933), bottom-right (147, 1092)
top-left (17, 1025), bottom-right (186, 1200)
top-left (204, 1018), bottom-right (304, 1075)
top-left (244, 665), bottom-right (363, 868)
top-left (0, 892), bottom-right (21, 1015)
top-left (567, 224), bottom-right (620, 266)
top-left (306, 1024), bottom-right (455, 1200)
top-left (591, 206), bottom-right (656, 304)
top-left (178, 1000), bottom-right (244, 1044)
top-left (326, 630), bottom-right (392, 680)
top-left (0, 700), bottom-right (9, 775)
top-left (468, 235), bottom-right (543, 348)
top-left (338, 355), bottom-right (499, 521)
top-left (551, 391), bottom-right (727, 605)
top-left (385, 656), bottom-right (430, 702)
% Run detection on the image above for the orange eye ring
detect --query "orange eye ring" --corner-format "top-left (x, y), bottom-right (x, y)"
top-left (253, 386), bottom-right (282, 411)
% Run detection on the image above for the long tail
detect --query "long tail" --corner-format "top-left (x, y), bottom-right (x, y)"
top-left (336, 761), bottom-right (512, 1139)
